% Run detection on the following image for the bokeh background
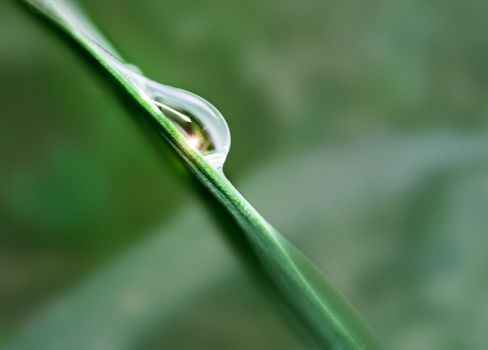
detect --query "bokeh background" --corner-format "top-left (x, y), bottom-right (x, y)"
top-left (1, 0), bottom-right (488, 349)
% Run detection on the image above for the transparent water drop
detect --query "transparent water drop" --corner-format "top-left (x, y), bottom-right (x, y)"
top-left (94, 48), bottom-right (231, 170)
top-left (140, 78), bottom-right (231, 170)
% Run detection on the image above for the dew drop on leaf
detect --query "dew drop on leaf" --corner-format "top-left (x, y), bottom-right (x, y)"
top-left (141, 78), bottom-right (231, 170)
top-left (114, 62), bottom-right (231, 170)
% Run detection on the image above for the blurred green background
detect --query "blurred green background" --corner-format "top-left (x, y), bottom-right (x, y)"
top-left (1, 0), bottom-right (488, 349)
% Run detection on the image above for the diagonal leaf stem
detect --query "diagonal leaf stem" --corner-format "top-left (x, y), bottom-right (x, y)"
top-left (19, 0), bottom-right (380, 348)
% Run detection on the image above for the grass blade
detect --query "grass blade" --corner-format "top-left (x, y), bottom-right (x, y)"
top-left (17, 0), bottom-right (379, 348)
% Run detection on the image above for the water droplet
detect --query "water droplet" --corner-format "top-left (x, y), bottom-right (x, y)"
top-left (111, 60), bottom-right (230, 170)
top-left (141, 79), bottom-right (231, 170)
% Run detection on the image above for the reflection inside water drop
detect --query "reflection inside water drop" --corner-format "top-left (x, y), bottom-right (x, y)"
top-left (152, 98), bottom-right (216, 154)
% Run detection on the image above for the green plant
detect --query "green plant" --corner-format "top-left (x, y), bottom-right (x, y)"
top-left (17, 0), bottom-right (379, 348)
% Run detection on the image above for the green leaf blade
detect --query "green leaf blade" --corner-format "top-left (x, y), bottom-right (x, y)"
top-left (15, 0), bottom-right (380, 348)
